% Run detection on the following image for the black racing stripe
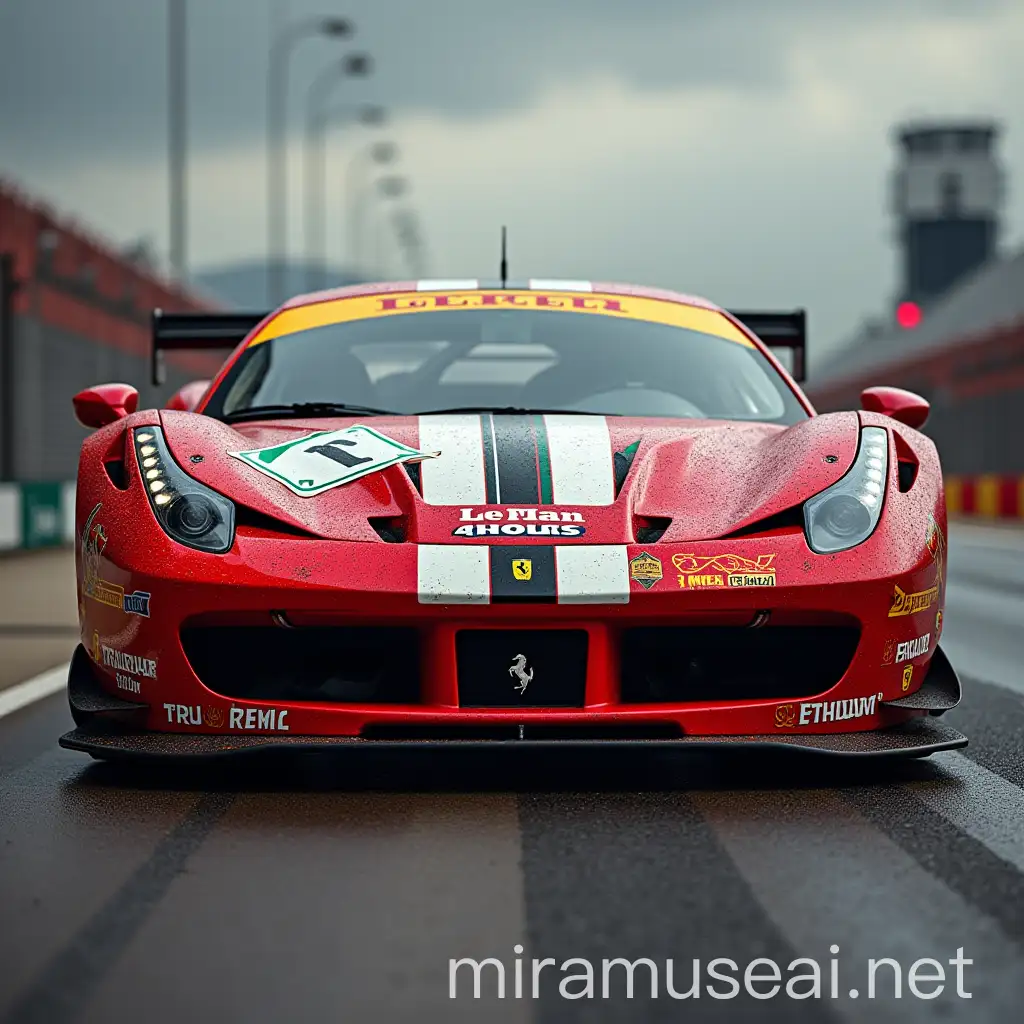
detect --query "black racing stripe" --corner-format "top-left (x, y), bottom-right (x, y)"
top-left (519, 791), bottom-right (837, 1023)
top-left (492, 414), bottom-right (539, 505)
top-left (843, 784), bottom-right (1024, 948)
top-left (490, 545), bottom-right (556, 603)
top-left (480, 413), bottom-right (499, 504)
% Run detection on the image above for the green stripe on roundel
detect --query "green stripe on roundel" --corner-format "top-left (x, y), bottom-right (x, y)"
top-left (613, 439), bottom-right (642, 496)
top-left (534, 415), bottom-right (554, 505)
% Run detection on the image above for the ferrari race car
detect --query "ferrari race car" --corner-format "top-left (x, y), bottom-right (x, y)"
top-left (61, 279), bottom-right (966, 759)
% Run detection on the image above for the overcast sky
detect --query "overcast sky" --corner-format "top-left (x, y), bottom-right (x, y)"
top-left (1, 0), bottom-right (1023, 365)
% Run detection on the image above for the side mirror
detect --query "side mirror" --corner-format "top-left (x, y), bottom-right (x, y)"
top-left (165, 380), bottom-right (211, 412)
top-left (72, 383), bottom-right (139, 428)
top-left (860, 386), bottom-right (929, 429)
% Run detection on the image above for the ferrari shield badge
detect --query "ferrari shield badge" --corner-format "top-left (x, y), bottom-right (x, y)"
top-left (229, 425), bottom-right (440, 497)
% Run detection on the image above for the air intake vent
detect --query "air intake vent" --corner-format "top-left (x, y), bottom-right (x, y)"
top-left (404, 461), bottom-right (423, 494)
top-left (724, 506), bottom-right (804, 539)
top-left (103, 432), bottom-right (130, 489)
top-left (613, 440), bottom-right (641, 495)
top-left (369, 516), bottom-right (406, 543)
top-left (234, 506), bottom-right (319, 538)
top-left (634, 517), bottom-right (671, 544)
top-left (898, 461), bottom-right (918, 492)
top-left (181, 625), bottom-right (420, 703)
top-left (621, 626), bottom-right (859, 702)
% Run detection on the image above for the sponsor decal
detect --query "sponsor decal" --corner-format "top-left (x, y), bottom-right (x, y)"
top-left (115, 673), bottom-right (141, 695)
top-left (672, 552), bottom-right (777, 590)
top-left (882, 633), bottom-right (931, 666)
top-left (245, 291), bottom-right (756, 351)
top-left (162, 704), bottom-right (290, 731)
top-left (508, 653), bottom-right (534, 694)
top-left (775, 692), bottom-right (883, 728)
top-left (888, 584), bottom-right (939, 617)
top-left (101, 645), bottom-right (157, 679)
top-left (459, 507), bottom-right (584, 523)
top-left (453, 506), bottom-right (587, 538)
top-left (80, 504), bottom-right (152, 616)
top-left (897, 633), bottom-right (930, 663)
top-left (230, 425), bottom-right (440, 497)
top-left (228, 707), bottom-right (289, 731)
top-left (774, 704), bottom-right (798, 728)
top-left (512, 558), bottom-right (532, 581)
top-left (926, 514), bottom-right (946, 585)
top-left (453, 523), bottom-right (585, 537)
top-left (378, 292), bottom-right (626, 314)
top-left (122, 591), bottom-right (152, 617)
top-left (936, 609), bottom-right (943, 638)
top-left (91, 630), bottom-right (101, 663)
top-left (902, 665), bottom-right (914, 692)
top-left (630, 551), bottom-right (663, 590)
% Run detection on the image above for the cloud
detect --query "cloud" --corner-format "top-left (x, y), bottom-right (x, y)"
top-left (1, 0), bottom-right (1022, 365)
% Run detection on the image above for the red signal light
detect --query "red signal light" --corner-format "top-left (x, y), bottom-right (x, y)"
top-left (896, 301), bottom-right (922, 329)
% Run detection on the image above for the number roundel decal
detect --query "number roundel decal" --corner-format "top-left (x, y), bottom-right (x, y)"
top-left (229, 425), bottom-right (439, 496)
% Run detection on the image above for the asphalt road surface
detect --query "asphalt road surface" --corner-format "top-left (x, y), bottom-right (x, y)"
top-left (1, 523), bottom-right (1023, 1024)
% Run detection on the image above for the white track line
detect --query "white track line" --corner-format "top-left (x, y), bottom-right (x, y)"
top-left (0, 662), bottom-right (69, 720)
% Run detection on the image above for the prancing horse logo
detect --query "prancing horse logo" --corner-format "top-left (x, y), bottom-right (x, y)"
top-left (509, 653), bottom-right (534, 694)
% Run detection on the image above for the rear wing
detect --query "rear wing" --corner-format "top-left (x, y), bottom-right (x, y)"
top-left (151, 309), bottom-right (269, 385)
top-left (729, 310), bottom-right (807, 382)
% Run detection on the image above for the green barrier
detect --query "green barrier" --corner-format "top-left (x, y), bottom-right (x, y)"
top-left (20, 481), bottom-right (64, 549)
top-left (0, 481), bottom-right (75, 551)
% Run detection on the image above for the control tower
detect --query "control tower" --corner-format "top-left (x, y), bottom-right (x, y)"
top-left (893, 121), bottom-right (1003, 306)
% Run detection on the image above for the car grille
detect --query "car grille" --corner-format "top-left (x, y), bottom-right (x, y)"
top-left (620, 626), bottom-right (860, 703)
top-left (181, 626), bottom-right (420, 703)
top-left (456, 629), bottom-right (588, 707)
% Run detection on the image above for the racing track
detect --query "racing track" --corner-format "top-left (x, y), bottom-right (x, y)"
top-left (1, 523), bottom-right (1023, 1023)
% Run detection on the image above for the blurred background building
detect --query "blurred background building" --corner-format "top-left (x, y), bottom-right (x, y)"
top-left (807, 121), bottom-right (1024, 515)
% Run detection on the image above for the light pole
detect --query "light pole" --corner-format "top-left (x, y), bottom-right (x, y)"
top-left (168, 0), bottom-right (187, 281)
top-left (266, 15), bottom-right (353, 307)
top-left (302, 57), bottom-right (376, 293)
top-left (391, 207), bottom-right (428, 278)
top-left (345, 141), bottom-right (398, 280)
top-left (370, 175), bottom-right (408, 278)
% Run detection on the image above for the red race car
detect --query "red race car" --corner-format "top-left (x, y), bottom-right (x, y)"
top-left (62, 280), bottom-right (965, 760)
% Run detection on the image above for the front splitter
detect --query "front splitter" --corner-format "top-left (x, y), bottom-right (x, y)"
top-left (60, 716), bottom-right (967, 761)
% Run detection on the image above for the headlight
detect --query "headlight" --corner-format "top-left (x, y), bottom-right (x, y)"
top-left (133, 427), bottom-right (235, 553)
top-left (803, 426), bottom-right (888, 554)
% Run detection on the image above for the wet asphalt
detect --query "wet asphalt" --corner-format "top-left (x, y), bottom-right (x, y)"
top-left (1, 524), bottom-right (1023, 1024)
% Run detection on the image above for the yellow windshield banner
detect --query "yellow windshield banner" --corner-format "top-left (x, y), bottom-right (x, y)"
top-left (246, 291), bottom-right (755, 349)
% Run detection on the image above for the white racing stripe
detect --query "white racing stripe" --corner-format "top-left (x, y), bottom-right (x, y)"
top-left (555, 545), bottom-right (629, 604)
top-left (418, 415), bottom-right (487, 505)
top-left (544, 414), bottom-right (615, 506)
top-left (528, 279), bottom-right (592, 291)
top-left (416, 279), bottom-right (478, 291)
top-left (0, 662), bottom-right (69, 720)
top-left (418, 545), bottom-right (490, 604)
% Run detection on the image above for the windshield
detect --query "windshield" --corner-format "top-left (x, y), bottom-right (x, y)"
top-left (203, 291), bottom-right (807, 424)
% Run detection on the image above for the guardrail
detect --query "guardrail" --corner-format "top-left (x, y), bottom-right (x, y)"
top-left (0, 481), bottom-right (75, 551)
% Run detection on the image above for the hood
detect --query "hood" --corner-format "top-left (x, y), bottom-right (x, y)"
top-left (160, 410), bottom-right (860, 544)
